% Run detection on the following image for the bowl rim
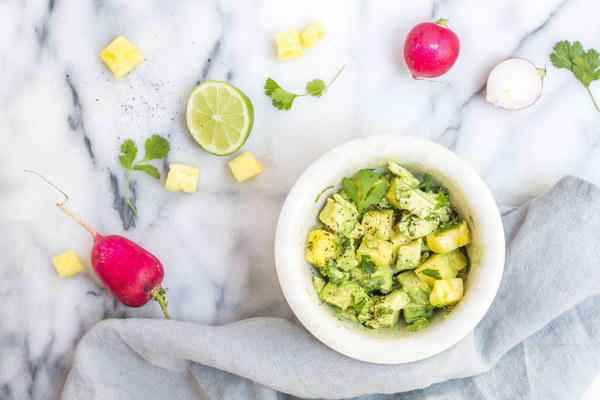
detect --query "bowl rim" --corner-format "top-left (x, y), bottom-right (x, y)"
top-left (275, 135), bottom-right (505, 364)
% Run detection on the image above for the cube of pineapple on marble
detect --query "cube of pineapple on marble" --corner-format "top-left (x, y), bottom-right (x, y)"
top-left (52, 250), bottom-right (85, 278)
top-left (165, 163), bottom-right (199, 193)
top-left (275, 29), bottom-right (303, 61)
top-left (300, 21), bottom-right (327, 48)
top-left (100, 36), bottom-right (144, 79)
top-left (228, 152), bottom-right (264, 182)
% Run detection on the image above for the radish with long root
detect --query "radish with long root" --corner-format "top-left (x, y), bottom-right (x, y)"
top-left (27, 170), bottom-right (170, 319)
top-left (486, 58), bottom-right (545, 110)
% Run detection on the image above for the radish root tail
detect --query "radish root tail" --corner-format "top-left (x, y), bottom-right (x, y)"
top-left (24, 169), bottom-right (98, 237)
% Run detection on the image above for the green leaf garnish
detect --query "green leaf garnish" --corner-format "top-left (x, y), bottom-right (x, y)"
top-left (420, 269), bottom-right (442, 280)
top-left (342, 169), bottom-right (389, 214)
top-left (419, 173), bottom-right (434, 193)
top-left (358, 255), bottom-right (376, 275)
top-left (550, 40), bottom-right (600, 111)
top-left (264, 65), bottom-right (345, 110)
top-left (119, 135), bottom-right (170, 215)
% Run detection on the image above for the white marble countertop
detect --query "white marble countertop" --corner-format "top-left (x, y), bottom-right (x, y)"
top-left (2, 0), bottom-right (599, 398)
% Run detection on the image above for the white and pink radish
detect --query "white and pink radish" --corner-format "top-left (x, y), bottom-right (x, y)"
top-left (29, 171), bottom-right (171, 319)
top-left (485, 58), bottom-right (545, 110)
top-left (404, 18), bottom-right (460, 79)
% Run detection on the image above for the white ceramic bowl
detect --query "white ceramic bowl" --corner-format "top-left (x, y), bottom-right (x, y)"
top-left (275, 135), bottom-right (505, 364)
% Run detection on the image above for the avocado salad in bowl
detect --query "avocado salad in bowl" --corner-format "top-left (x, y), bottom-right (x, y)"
top-left (307, 162), bottom-right (471, 332)
top-left (275, 135), bottom-right (505, 364)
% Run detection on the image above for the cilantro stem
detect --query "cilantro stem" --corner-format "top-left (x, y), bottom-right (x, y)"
top-left (299, 65), bottom-right (346, 97)
top-left (124, 169), bottom-right (137, 215)
top-left (586, 86), bottom-right (599, 111)
top-left (328, 65), bottom-right (346, 87)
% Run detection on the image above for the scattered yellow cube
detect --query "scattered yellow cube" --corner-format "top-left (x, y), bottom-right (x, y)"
top-left (52, 250), bottom-right (85, 278)
top-left (165, 163), bottom-right (200, 193)
top-left (228, 152), bottom-right (264, 182)
top-left (100, 36), bottom-right (144, 79)
top-left (300, 21), bottom-right (327, 48)
top-left (275, 29), bottom-right (303, 62)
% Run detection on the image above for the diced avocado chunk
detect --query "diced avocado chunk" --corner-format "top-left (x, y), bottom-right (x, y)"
top-left (319, 280), bottom-right (360, 309)
top-left (415, 249), bottom-right (466, 288)
top-left (404, 317), bottom-right (431, 331)
top-left (305, 229), bottom-right (340, 267)
top-left (386, 177), bottom-right (438, 218)
top-left (390, 229), bottom-right (412, 255)
top-left (360, 265), bottom-right (394, 294)
top-left (387, 162), bottom-right (420, 187)
top-left (426, 221), bottom-right (471, 254)
top-left (356, 234), bottom-right (394, 268)
top-left (312, 276), bottom-right (326, 294)
top-left (365, 290), bottom-right (411, 329)
top-left (332, 305), bottom-right (359, 322)
top-left (397, 213), bottom-right (439, 239)
top-left (346, 222), bottom-right (365, 239)
top-left (320, 258), bottom-right (350, 284)
top-left (396, 238), bottom-right (422, 271)
top-left (318, 194), bottom-right (359, 235)
top-left (430, 278), bottom-right (464, 307)
top-left (397, 270), bottom-right (431, 305)
top-left (361, 209), bottom-right (394, 240)
top-left (335, 239), bottom-right (358, 271)
top-left (403, 303), bottom-right (434, 324)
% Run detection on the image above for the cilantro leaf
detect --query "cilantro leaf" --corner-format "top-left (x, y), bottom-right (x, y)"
top-left (306, 79), bottom-right (326, 97)
top-left (143, 135), bottom-right (170, 161)
top-left (119, 139), bottom-right (137, 169)
top-left (264, 65), bottom-right (345, 111)
top-left (551, 40), bottom-right (600, 111)
top-left (118, 135), bottom-right (170, 215)
top-left (133, 164), bottom-right (161, 179)
top-left (357, 169), bottom-right (389, 213)
top-left (419, 173), bottom-right (434, 193)
top-left (270, 88), bottom-right (297, 110)
top-left (341, 169), bottom-right (389, 214)
top-left (264, 78), bottom-right (280, 96)
top-left (358, 255), bottom-right (376, 275)
top-left (342, 177), bottom-right (360, 204)
top-left (420, 269), bottom-right (442, 280)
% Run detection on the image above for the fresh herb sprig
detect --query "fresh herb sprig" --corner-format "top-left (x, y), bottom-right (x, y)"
top-left (342, 169), bottom-right (389, 214)
top-left (264, 65), bottom-right (345, 110)
top-left (550, 40), bottom-right (600, 111)
top-left (119, 135), bottom-right (170, 214)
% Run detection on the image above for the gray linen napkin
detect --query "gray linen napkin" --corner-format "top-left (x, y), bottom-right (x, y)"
top-left (61, 176), bottom-right (600, 400)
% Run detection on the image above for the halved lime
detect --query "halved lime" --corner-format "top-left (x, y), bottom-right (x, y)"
top-left (185, 81), bottom-right (254, 156)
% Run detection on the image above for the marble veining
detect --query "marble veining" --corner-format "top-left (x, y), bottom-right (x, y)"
top-left (1, 0), bottom-right (600, 398)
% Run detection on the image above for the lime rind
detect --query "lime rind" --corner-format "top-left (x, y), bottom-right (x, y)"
top-left (185, 81), bottom-right (254, 156)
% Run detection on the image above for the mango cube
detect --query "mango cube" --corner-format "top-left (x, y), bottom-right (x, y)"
top-left (165, 163), bottom-right (200, 193)
top-left (228, 152), bottom-right (264, 182)
top-left (52, 250), bottom-right (85, 278)
top-left (100, 36), bottom-right (144, 79)
top-left (275, 29), bottom-right (303, 61)
top-left (300, 21), bottom-right (327, 48)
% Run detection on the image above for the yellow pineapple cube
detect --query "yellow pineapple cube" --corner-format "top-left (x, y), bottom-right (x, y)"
top-left (165, 163), bottom-right (200, 193)
top-left (228, 152), bottom-right (264, 182)
top-left (275, 29), bottom-right (303, 61)
top-left (300, 21), bottom-right (327, 48)
top-left (100, 36), bottom-right (144, 79)
top-left (430, 278), bottom-right (464, 307)
top-left (52, 250), bottom-right (85, 278)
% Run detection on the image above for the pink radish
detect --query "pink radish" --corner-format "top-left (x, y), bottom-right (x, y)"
top-left (486, 58), bottom-right (545, 110)
top-left (404, 18), bottom-right (460, 79)
top-left (28, 171), bottom-right (170, 319)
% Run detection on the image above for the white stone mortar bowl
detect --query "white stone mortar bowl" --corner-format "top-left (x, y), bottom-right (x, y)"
top-left (275, 135), bottom-right (505, 364)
